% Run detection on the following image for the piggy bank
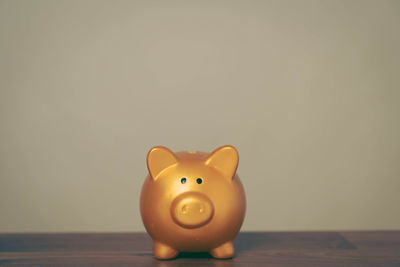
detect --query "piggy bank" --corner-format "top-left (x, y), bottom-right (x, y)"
top-left (140, 145), bottom-right (246, 259)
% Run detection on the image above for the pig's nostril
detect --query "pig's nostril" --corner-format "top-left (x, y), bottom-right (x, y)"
top-left (182, 205), bottom-right (188, 214)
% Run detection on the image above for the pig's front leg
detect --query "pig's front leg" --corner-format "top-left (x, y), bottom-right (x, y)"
top-left (210, 240), bottom-right (234, 259)
top-left (153, 240), bottom-right (179, 260)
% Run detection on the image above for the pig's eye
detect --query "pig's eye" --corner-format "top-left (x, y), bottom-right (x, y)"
top-left (180, 177), bottom-right (187, 184)
top-left (196, 178), bottom-right (203, 184)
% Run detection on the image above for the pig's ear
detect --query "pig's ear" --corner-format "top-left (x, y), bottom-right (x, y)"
top-left (147, 146), bottom-right (178, 180)
top-left (205, 145), bottom-right (238, 180)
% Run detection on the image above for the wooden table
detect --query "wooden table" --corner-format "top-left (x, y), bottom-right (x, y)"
top-left (0, 232), bottom-right (399, 266)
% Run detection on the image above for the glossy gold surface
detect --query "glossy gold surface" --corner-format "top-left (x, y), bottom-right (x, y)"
top-left (140, 145), bottom-right (246, 260)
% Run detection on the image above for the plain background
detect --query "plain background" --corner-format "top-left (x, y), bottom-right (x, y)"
top-left (1, 0), bottom-right (399, 232)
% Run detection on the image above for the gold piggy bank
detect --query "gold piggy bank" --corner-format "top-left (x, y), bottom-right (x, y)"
top-left (140, 145), bottom-right (246, 259)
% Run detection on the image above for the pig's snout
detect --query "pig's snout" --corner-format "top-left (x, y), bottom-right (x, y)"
top-left (171, 192), bottom-right (214, 229)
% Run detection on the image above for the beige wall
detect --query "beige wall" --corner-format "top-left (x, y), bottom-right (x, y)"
top-left (1, 0), bottom-right (399, 232)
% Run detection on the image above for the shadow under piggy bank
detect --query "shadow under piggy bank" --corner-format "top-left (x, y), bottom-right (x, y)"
top-left (153, 232), bottom-right (356, 267)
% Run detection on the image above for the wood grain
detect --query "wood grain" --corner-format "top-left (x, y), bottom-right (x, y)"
top-left (0, 232), bottom-right (399, 266)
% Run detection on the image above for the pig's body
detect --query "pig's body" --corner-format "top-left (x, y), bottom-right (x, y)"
top-left (140, 147), bottom-right (246, 259)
